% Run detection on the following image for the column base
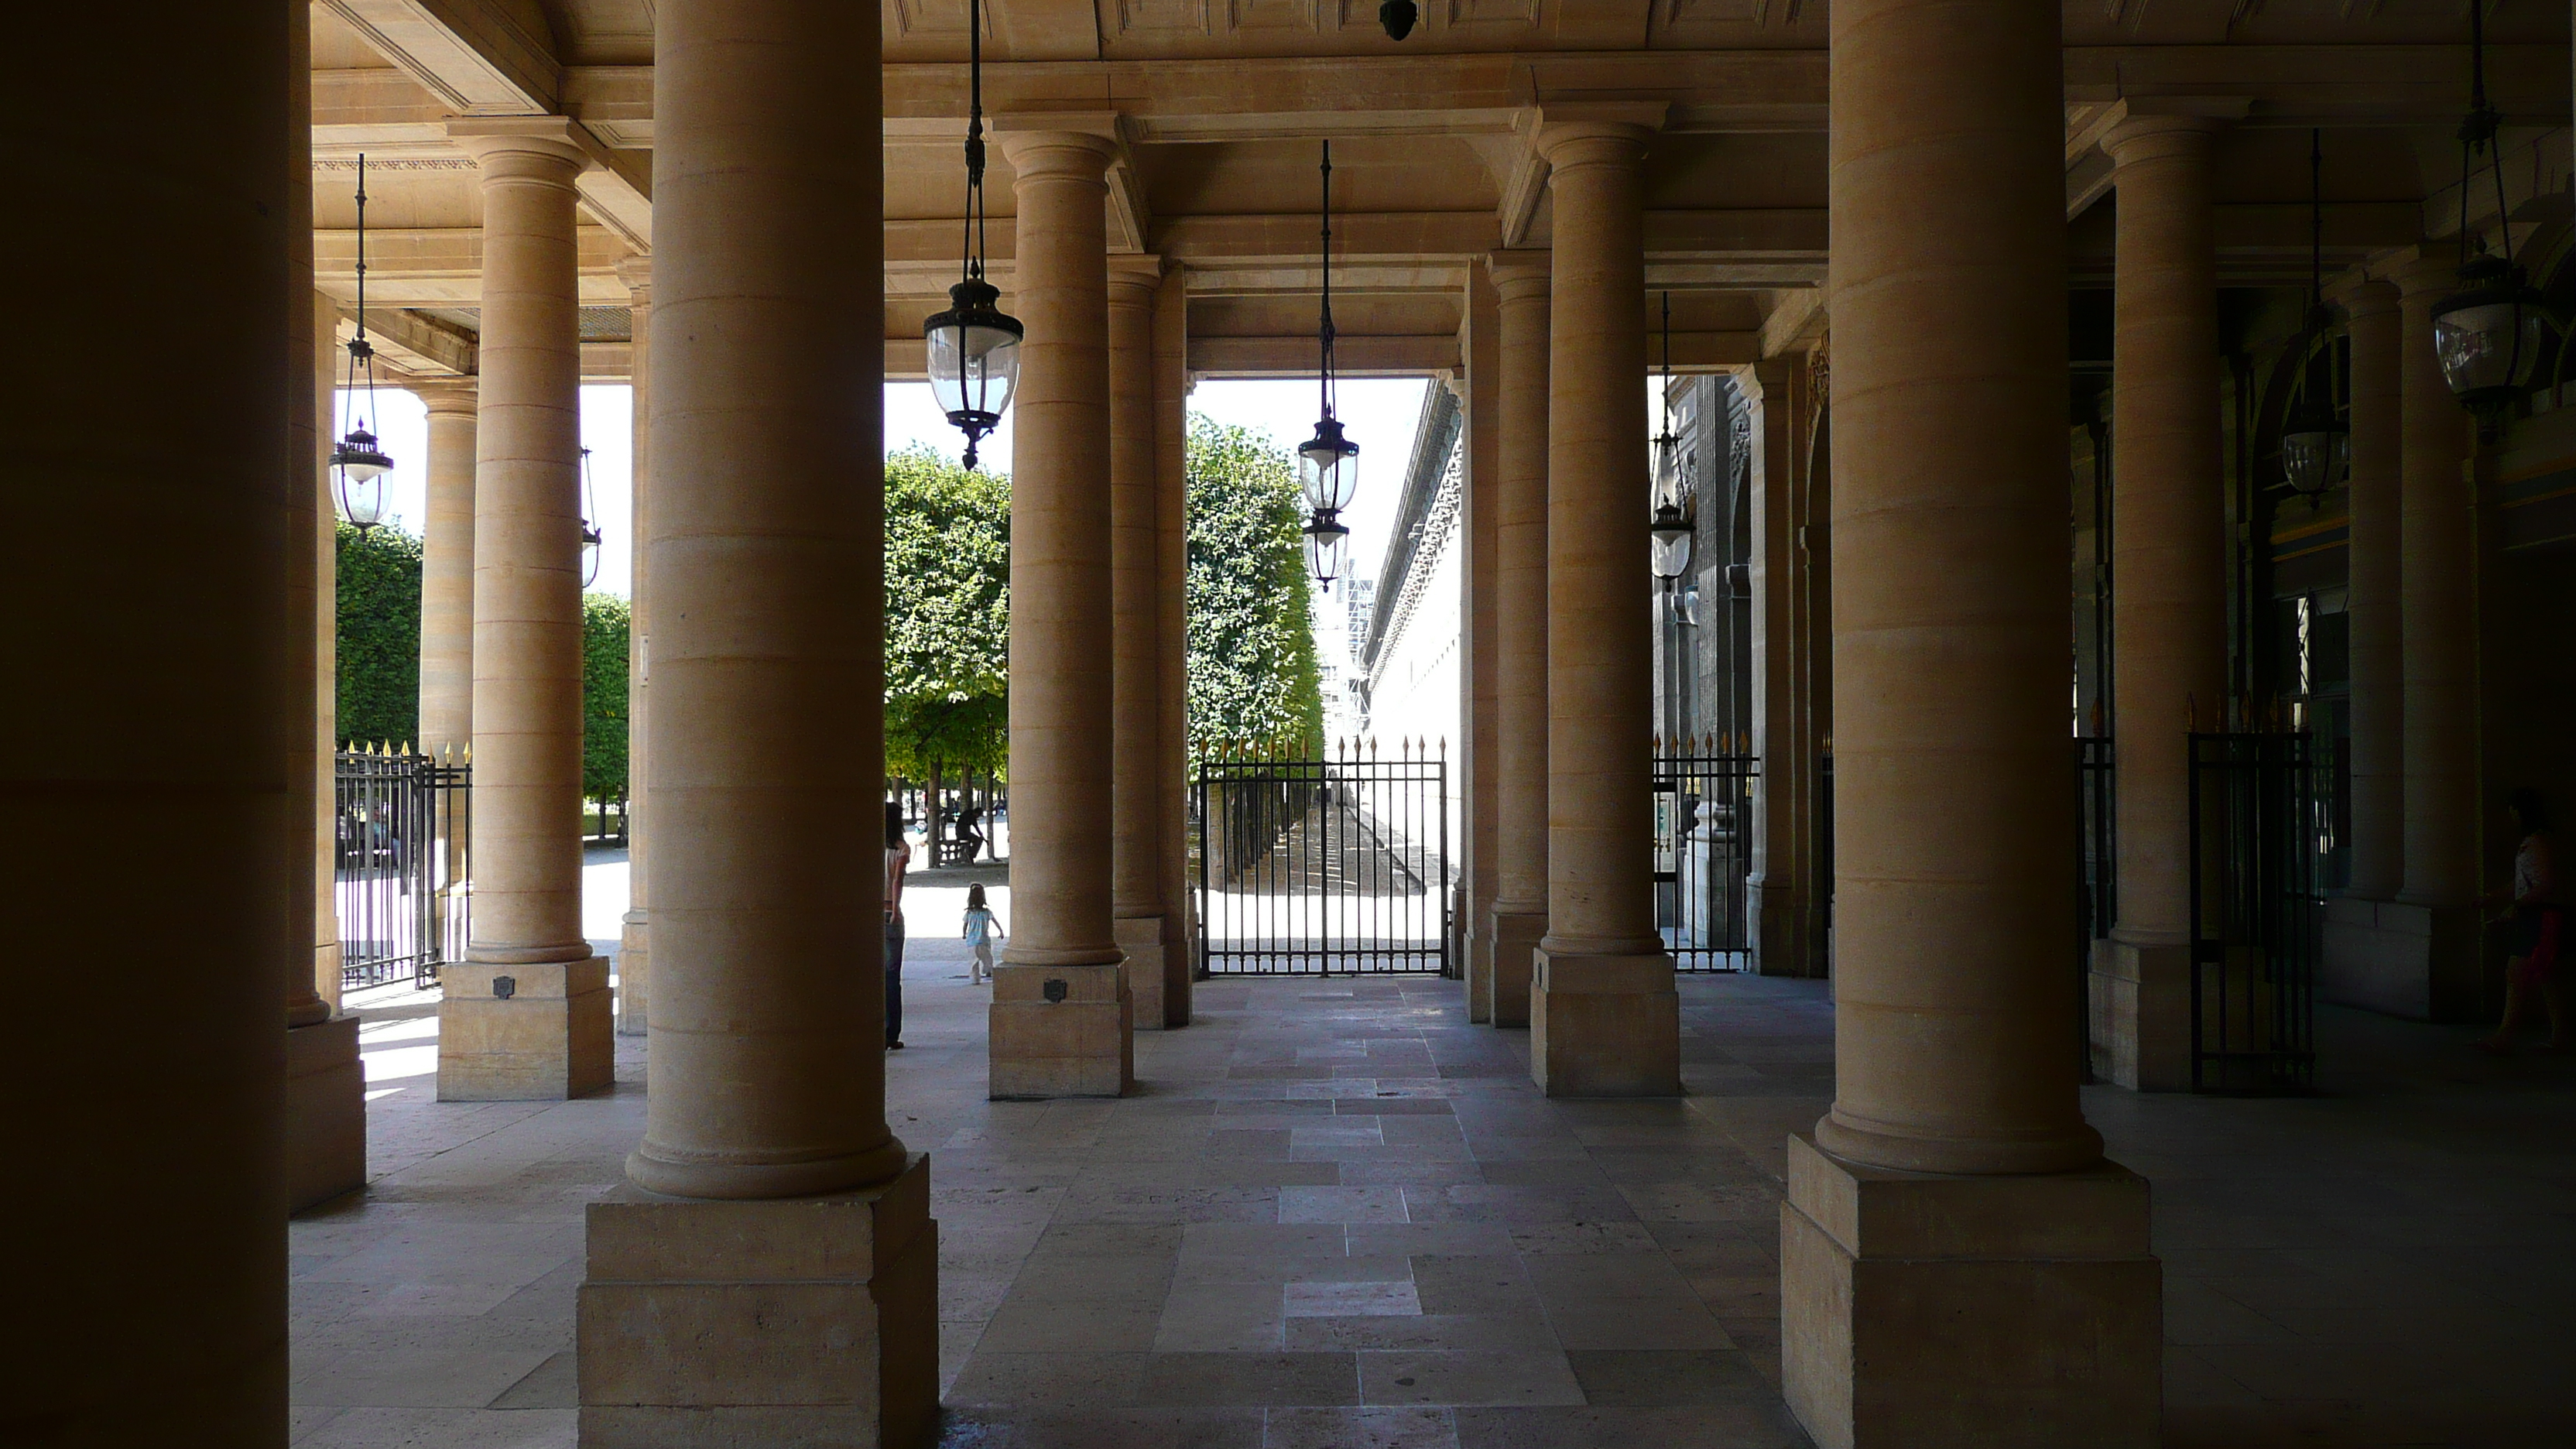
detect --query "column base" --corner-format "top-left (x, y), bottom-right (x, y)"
top-left (2086, 936), bottom-right (2191, 1092)
top-left (1160, 909), bottom-right (1194, 1026)
top-left (1752, 877), bottom-right (1826, 978)
top-left (439, 956), bottom-right (614, 1101)
top-left (1781, 1135), bottom-right (2160, 1449)
top-left (616, 909), bottom-right (649, 1036)
top-left (287, 1014), bottom-right (366, 1212)
top-left (2321, 897), bottom-right (2486, 1022)
top-left (1462, 911), bottom-right (1495, 1023)
top-left (578, 1153), bottom-right (939, 1448)
top-left (1117, 916), bottom-right (1170, 1031)
top-left (1530, 945), bottom-right (1678, 1096)
top-left (989, 960), bottom-right (1133, 1099)
top-left (1482, 908), bottom-right (1543, 1027)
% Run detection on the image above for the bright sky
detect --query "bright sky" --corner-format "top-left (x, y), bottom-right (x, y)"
top-left (355, 375), bottom-right (1432, 605)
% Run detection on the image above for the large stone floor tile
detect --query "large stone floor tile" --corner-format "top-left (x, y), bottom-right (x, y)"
top-left (1453, 1403), bottom-right (1814, 1449)
top-left (936, 1406), bottom-right (1264, 1448)
top-left (1354, 1349), bottom-right (1584, 1408)
top-left (1262, 1406), bottom-right (1459, 1449)
top-left (1138, 1351), bottom-right (1363, 1406)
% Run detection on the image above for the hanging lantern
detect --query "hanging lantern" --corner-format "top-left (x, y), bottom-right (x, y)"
top-left (578, 446), bottom-right (604, 587)
top-left (1649, 500), bottom-right (1693, 581)
top-left (1298, 417), bottom-right (1359, 513)
top-left (923, 0), bottom-right (1022, 471)
top-left (1303, 510), bottom-right (1351, 586)
top-left (1300, 140), bottom-right (1362, 533)
top-left (2281, 130), bottom-right (2347, 502)
top-left (2431, 2), bottom-right (2557, 432)
top-left (333, 153), bottom-right (394, 532)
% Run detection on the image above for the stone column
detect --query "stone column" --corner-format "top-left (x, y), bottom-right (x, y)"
top-left (440, 118), bottom-right (611, 1101)
top-left (1483, 252), bottom-right (1550, 1027)
top-left (989, 123), bottom-right (1133, 1098)
top-left (285, 0), bottom-right (364, 1213)
top-left (9, 0), bottom-right (291, 1430)
top-left (1153, 267), bottom-right (1197, 1020)
top-left (615, 256), bottom-right (652, 1036)
top-left (416, 380), bottom-right (479, 754)
top-left (1108, 256), bottom-right (1172, 1029)
top-left (577, 0), bottom-right (935, 1437)
top-left (2088, 115), bottom-right (2226, 1093)
top-left (1745, 352), bottom-right (1830, 981)
top-left (2392, 250), bottom-right (2482, 1016)
top-left (1460, 274), bottom-right (1502, 1007)
top-left (2336, 276), bottom-right (2403, 899)
top-left (1785, 2), bottom-right (2160, 1441)
top-left (1530, 125), bottom-right (1679, 1096)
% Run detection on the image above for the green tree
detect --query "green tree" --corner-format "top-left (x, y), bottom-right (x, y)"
top-left (884, 446), bottom-right (1011, 782)
top-left (336, 520), bottom-right (422, 747)
top-left (1185, 415), bottom-right (1325, 756)
top-left (582, 594), bottom-right (630, 813)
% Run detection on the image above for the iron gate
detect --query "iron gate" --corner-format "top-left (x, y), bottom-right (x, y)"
top-left (1653, 743), bottom-right (1758, 971)
top-left (1192, 741), bottom-right (1450, 974)
top-left (2187, 731), bottom-right (2317, 1093)
top-left (335, 745), bottom-right (472, 991)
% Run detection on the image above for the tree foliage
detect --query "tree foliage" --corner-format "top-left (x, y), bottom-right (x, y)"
top-left (582, 594), bottom-right (630, 804)
top-left (1185, 416), bottom-right (1325, 757)
top-left (336, 520), bottom-right (422, 748)
top-left (884, 446), bottom-right (1011, 779)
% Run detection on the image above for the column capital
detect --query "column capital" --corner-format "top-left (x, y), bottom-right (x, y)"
top-left (995, 120), bottom-right (1122, 182)
top-left (2324, 270), bottom-right (2399, 320)
top-left (2102, 111), bottom-right (2228, 166)
top-left (2378, 245), bottom-right (2462, 298)
top-left (413, 377), bottom-right (479, 416)
top-left (1485, 249), bottom-right (1550, 300)
top-left (447, 116), bottom-right (591, 183)
top-left (615, 253), bottom-right (653, 301)
top-left (1536, 114), bottom-right (1658, 173)
top-left (1107, 255), bottom-right (1165, 310)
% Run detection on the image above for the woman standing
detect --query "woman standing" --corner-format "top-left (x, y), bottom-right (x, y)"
top-left (885, 800), bottom-right (912, 1050)
top-left (2479, 787), bottom-right (2562, 1054)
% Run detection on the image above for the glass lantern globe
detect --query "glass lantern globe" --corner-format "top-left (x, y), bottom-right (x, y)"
top-left (2279, 401), bottom-right (2348, 500)
top-left (1649, 501), bottom-right (1693, 581)
top-left (1303, 510), bottom-right (1351, 585)
top-left (1297, 418), bottom-right (1359, 513)
top-left (2431, 255), bottom-right (2547, 415)
top-left (580, 521), bottom-right (604, 588)
top-left (331, 426), bottom-right (392, 532)
top-left (1651, 428), bottom-right (1683, 512)
top-left (925, 278), bottom-right (1023, 465)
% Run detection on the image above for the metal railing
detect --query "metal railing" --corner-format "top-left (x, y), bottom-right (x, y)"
top-left (1654, 742), bottom-right (1758, 971)
top-left (1192, 739), bottom-right (1450, 974)
top-left (2187, 731), bottom-right (2317, 1093)
top-left (335, 745), bottom-right (471, 992)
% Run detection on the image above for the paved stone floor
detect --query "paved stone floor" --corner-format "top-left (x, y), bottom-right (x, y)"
top-left (290, 940), bottom-right (2576, 1448)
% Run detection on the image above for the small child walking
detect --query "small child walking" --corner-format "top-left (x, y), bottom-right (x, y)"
top-left (961, 882), bottom-right (1004, 986)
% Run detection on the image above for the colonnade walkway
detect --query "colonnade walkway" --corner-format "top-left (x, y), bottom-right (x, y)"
top-left (289, 951), bottom-right (2576, 1448)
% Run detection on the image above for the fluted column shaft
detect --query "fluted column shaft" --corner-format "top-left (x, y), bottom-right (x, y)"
top-left (1538, 129), bottom-right (1656, 956)
top-left (286, 257), bottom-right (330, 1031)
top-left (626, 0), bottom-right (906, 1196)
top-left (416, 382), bottom-right (479, 755)
top-left (9, 0), bottom-right (293, 1430)
top-left (2338, 279), bottom-right (2403, 899)
top-left (2105, 117), bottom-right (2225, 949)
top-left (1153, 268), bottom-right (1196, 1024)
top-left (1108, 263), bottom-right (1163, 923)
top-left (2393, 256), bottom-right (2477, 906)
top-left (998, 128), bottom-right (1122, 970)
top-left (1819, 2), bottom-right (2100, 1175)
top-left (615, 259), bottom-right (653, 1036)
top-left (450, 125), bottom-right (593, 968)
top-left (1483, 255), bottom-right (1550, 1027)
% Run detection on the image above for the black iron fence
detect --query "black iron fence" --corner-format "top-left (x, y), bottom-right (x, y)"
top-left (335, 746), bottom-right (471, 992)
top-left (2187, 731), bottom-right (2318, 1092)
top-left (1192, 740), bottom-right (1450, 974)
top-left (1654, 742), bottom-right (1758, 971)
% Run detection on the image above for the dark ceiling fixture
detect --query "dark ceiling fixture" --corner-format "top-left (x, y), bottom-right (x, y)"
top-left (923, 0), bottom-right (1022, 471)
top-left (1300, 140), bottom-right (1358, 586)
top-left (2430, 0), bottom-right (2552, 436)
top-left (578, 446), bottom-right (604, 588)
top-left (1379, 1), bottom-right (1418, 41)
top-left (331, 152), bottom-right (392, 533)
top-left (2280, 129), bottom-right (2347, 503)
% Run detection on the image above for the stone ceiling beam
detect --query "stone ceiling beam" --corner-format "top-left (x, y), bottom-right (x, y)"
top-left (1187, 334), bottom-right (1463, 378)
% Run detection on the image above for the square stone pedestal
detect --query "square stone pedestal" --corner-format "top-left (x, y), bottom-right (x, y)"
top-left (1462, 910), bottom-right (1493, 1023)
top-left (1160, 910), bottom-right (1194, 1027)
top-left (2321, 897), bottom-right (2485, 1022)
top-left (2087, 936), bottom-right (2191, 1091)
top-left (1482, 909), bottom-right (1544, 1027)
top-left (1118, 916), bottom-right (1170, 1031)
top-left (616, 909), bottom-right (649, 1036)
top-left (1530, 947), bottom-right (1679, 1095)
top-left (989, 960), bottom-right (1133, 1098)
top-left (439, 956), bottom-right (613, 1101)
top-left (287, 1013), bottom-right (365, 1212)
top-left (578, 1153), bottom-right (939, 1447)
top-left (1781, 1135), bottom-right (2160, 1449)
